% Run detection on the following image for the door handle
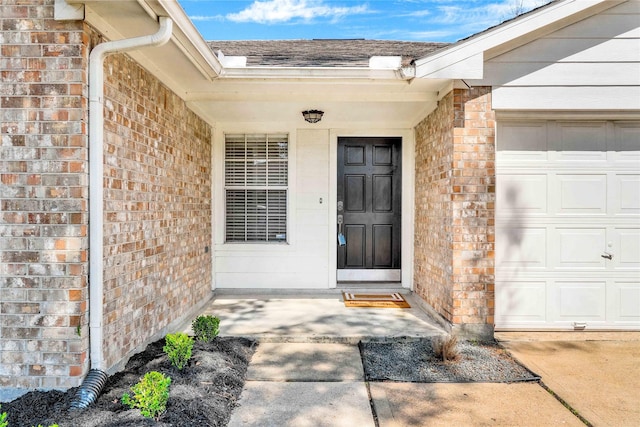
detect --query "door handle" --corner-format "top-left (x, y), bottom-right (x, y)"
top-left (601, 253), bottom-right (613, 260)
top-left (337, 215), bottom-right (346, 246)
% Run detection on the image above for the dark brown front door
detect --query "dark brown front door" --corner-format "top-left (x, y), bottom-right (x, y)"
top-left (337, 137), bottom-right (401, 280)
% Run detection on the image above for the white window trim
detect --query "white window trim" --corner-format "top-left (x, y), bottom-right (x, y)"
top-left (224, 133), bottom-right (289, 243)
top-left (214, 126), bottom-right (297, 251)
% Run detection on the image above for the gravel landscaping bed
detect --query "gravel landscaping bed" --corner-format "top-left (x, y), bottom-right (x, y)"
top-left (360, 338), bottom-right (540, 383)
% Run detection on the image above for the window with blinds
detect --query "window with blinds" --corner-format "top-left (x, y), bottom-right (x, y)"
top-left (225, 134), bottom-right (288, 242)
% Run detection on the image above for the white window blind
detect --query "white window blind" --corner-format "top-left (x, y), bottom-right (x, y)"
top-left (225, 134), bottom-right (288, 242)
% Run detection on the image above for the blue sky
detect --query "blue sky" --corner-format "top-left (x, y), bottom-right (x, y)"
top-left (178, 0), bottom-right (552, 42)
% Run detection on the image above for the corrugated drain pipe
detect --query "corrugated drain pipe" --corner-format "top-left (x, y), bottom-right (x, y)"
top-left (71, 16), bottom-right (173, 409)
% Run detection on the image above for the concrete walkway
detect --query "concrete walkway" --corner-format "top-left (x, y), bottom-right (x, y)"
top-left (228, 341), bottom-right (582, 427)
top-left (185, 294), bottom-right (640, 426)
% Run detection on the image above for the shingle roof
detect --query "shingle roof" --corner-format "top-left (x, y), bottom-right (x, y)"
top-left (207, 39), bottom-right (449, 67)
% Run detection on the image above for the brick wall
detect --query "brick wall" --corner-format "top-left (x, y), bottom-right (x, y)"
top-left (0, 0), bottom-right (89, 392)
top-left (1, 0), bottom-right (213, 395)
top-left (414, 87), bottom-right (495, 339)
top-left (101, 47), bottom-right (212, 370)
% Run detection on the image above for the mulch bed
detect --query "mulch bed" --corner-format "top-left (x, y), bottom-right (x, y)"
top-left (1, 337), bottom-right (256, 427)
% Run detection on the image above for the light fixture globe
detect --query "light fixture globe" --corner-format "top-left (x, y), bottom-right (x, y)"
top-left (302, 109), bottom-right (324, 123)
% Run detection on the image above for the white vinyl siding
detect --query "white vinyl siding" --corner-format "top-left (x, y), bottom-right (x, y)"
top-left (224, 134), bottom-right (288, 242)
top-left (472, 1), bottom-right (640, 111)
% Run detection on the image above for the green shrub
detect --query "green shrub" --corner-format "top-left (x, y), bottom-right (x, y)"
top-left (122, 371), bottom-right (171, 420)
top-left (0, 405), bottom-right (7, 427)
top-left (191, 315), bottom-right (220, 343)
top-left (163, 332), bottom-right (194, 370)
top-left (0, 404), bottom-right (58, 427)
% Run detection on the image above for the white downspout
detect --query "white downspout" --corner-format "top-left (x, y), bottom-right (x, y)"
top-left (88, 16), bottom-right (173, 373)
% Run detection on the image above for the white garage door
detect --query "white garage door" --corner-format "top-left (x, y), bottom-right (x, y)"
top-left (496, 120), bottom-right (640, 330)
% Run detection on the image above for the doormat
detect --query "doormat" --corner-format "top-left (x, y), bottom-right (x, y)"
top-left (342, 292), bottom-right (411, 308)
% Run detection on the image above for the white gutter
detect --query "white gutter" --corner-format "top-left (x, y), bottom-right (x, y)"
top-left (88, 16), bottom-right (173, 372)
top-left (217, 66), bottom-right (412, 80)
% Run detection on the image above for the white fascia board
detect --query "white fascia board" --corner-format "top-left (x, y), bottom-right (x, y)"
top-left (414, 0), bottom-right (625, 79)
top-left (219, 67), bottom-right (407, 80)
top-left (425, 52), bottom-right (483, 80)
top-left (155, 0), bottom-right (224, 76)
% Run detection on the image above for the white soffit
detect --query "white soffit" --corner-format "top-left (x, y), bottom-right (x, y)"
top-left (414, 0), bottom-right (626, 79)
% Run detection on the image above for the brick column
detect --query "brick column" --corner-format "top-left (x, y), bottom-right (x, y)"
top-left (414, 87), bottom-right (495, 340)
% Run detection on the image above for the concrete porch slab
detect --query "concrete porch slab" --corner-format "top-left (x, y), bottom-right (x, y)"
top-left (227, 382), bottom-right (375, 427)
top-left (182, 291), bottom-right (445, 343)
top-left (370, 382), bottom-right (584, 427)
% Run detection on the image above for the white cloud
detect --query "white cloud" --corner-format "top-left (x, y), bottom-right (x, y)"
top-left (189, 14), bottom-right (225, 22)
top-left (400, 9), bottom-right (432, 18)
top-left (227, 0), bottom-right (369, 24)
top-left (431, 0), bottom-right (552, 36)
top-left (406, 30), bottom-right (454, 40)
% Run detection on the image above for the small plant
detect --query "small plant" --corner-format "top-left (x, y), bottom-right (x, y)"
top-left (432, 335), bottom-right (459, 362)
top-left (163, 332), bottom-right (194, 370)
top-left (121, 371), bottom-right (171, 420)
top-left (0, 405), bottom-right (7, 427)
top-left (192, 315), bottom-right (220, 342)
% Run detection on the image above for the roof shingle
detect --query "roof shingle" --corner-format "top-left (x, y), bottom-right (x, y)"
top-left (208, 39), bottom-right (449, 67)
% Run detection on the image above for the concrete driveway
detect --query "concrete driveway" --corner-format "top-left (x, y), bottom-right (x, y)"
top-left (497, 332), bottom-right (640, 427)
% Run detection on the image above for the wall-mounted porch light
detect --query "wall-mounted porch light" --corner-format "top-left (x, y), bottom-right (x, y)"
top-left (302, 110), bottom-right (324, 123)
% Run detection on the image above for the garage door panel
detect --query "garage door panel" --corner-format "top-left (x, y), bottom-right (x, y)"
top-left (496, 281), bottom-right (547, 323)
top-left (608, 282), bottom-right (640, 323)
top-left (554, 281), bottom-right (607, 321)
top-left (555, 228), bottom-right (607, 269)
top-left (497, 122), bottom-right (548, 161)
top-left (497, 174), bottom-right (547, 214)
top-left (555, 122), bottom-right (607, 161)
top-left (612, 123), bottom-right (640, 163)
top-left (556, 174), bottom-right (607, 214)
top-left (497, 227), bottom-right (547, 272)
top-left (613, 174), bottom-right (640, 215)
top-left (613, 228), bottom-right (640, 269)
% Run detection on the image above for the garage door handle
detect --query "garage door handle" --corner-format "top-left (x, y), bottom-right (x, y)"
top-left (601, 253), bottom-right (613, 260)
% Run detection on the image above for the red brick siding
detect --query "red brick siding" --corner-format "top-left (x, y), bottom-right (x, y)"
top-left (414, 87), bottom-right (495, 334)
top-left (100, 43), bottom-right (212, 370)
top-left (0, 0), bottom-right (89, 390)
top-left (1, 0), bottom-right (212, 393)
top-left (414, 91), bottom-right (455, 322)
